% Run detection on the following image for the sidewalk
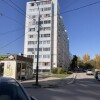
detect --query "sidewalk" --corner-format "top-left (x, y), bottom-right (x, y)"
top-left (21, 73), bottom-right (76, 88)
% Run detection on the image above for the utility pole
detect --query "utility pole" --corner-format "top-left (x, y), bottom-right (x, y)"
top-left (34, 0), bottom-right (40, 85)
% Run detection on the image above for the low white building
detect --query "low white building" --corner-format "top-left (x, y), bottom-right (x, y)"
top-left (0, 55), bottom-right (33, 80)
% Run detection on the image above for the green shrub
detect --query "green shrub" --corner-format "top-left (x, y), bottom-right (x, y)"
top-left (51, 68), bottom-right (57, 74)
top-left (67, 71), bottom-right (73, 74)
top-left (57, 67), bottom-right (64, 74)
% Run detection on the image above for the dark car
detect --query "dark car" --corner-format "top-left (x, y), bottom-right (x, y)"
top-left (95, 71), bottom-right (100, 81)
top-left (0, 77), bottom-right (37, 100)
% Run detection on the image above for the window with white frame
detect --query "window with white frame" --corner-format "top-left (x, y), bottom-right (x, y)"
top-left (28, 35), bottom-right (33, 38)
top-left (44, 20), bottom-right (51, 24)
top-left (35, 55), bottom-right (42, 58)
top-left (43, 48), bottom-right (50, 51)
top-left (40, 34), bottom-right (50, 37)
top-left (43, 55), bottom-right (50, 58)
top-left (44, 27), bottom-right (51, 31)
top-left (27, 48), bottom-right (34, 52)
top-left (29, 28), bottom-right (35, 32)
top-left (44, 7), bottom-right (51, 11)
top-left (44, 14), bottom-right (51, 18)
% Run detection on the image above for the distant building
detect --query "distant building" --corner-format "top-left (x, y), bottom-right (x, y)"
top-left (24, 0), bottom-right (69, 72)
top-left (0, 55), bottom-right (33, 80)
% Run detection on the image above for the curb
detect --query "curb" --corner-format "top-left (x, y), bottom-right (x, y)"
top-left (67, 74), bottom-right (77, 84)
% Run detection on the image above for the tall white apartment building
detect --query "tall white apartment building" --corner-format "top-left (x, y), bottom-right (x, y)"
top-left (24, 0), bottom-right (69, 72)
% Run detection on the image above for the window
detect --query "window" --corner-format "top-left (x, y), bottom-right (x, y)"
top-left (47, 40), bottom-right (50, 44)
top-left (43, 48), bottom-right (50, 51)
top-left (27, 48), bottom-right (34, 52)
top-left (35, 55), bottom-right (42, 58)
top-left (39, 41), bottom-right (42, 44)
top-left (35, 48), bottom-right (42, 51)
top-left (43, 40), bottom-right (50, 44)
top-left (28, 41), bottom-right (34, 45)
top-left (27, 55), bottom-right (34, 58)
top-left (28, 35), bottom-right (33, 38)
top-left (44, 34), bottom-right (50, 37)
top-left (44, 7), bottom-right (51, 11)
top-left (30, 3), bottom-right (34, 6)
top-left (42, 62), bottom-right (50, 66)
top-left (44, 14), bottom-right (51, 17)
top-left (40, 21), bottom-right (43, 24)
top-left (44, 20), bottom-right (51, 24)
top-left (43, 41), bottom-right (46, 44)
top-left (29, 28), bottom-right (35, 32)
top-left (41, 34), bottom-right (50, 37)
top-left (0, 63), bottom-right (4, 76)
top-left (43, 55), bottom-right (50, 58)
top-left (44, 27), bottom-right (51, 31)
top-left (43, 1), bottom-right (51, 5)
top-left (28, 41), bottom-right (38, 45)
top-left (40, 8), bottom-right (43, 11)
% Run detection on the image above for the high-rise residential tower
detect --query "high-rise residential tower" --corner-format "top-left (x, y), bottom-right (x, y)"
top-left (24, 0), bottom-right (69, 72)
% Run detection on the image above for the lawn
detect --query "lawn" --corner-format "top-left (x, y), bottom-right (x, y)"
top-left (39, 73), bottom-right (71, 79)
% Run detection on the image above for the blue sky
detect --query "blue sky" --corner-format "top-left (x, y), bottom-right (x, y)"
top-left (0, 0), bottom-right (100, 59)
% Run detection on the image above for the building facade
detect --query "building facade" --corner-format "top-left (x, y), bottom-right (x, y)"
top-left (24, 0), bottom-right (69, 72)
top-left (0, 55), bottom-right (33, 79)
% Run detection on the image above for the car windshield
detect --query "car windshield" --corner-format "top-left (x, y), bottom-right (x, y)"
top-left (0, 82), bottom-right (28, 100)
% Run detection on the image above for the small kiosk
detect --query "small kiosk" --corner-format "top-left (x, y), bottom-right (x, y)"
top-left (0, 55), bottom-right (33, 80)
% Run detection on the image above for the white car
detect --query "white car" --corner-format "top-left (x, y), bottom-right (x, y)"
top-left (86, 69), bottom-right (93, 75)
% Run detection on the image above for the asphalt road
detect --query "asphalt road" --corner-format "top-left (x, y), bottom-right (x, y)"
top-left (25, 73), bottom-right (100, 100)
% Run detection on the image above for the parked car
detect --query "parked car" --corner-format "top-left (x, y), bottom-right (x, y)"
top-left (95, 71), bottom-right (100, 81)
top-left (86, 69), bottom-right (93, 75)
top-left (0, 77), bottom-right (37, 100)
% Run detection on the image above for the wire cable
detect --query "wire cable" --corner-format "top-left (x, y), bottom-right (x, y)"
top-left (8, 0), bottom-right (31, 19)
top-left (0, 12), bottom-right (24, 26)
top-left (2, 0), bottom-right (32, 19)
top-left (9, 0), bottom-right (26, 14)
top-left (1, 0), bottom-right (100, 50)
top-left (61, 0), bottom-right (100, 14)
top-left (0, 27), bottom-right (24, 37)
top-left (1, 0), bottom-right (26, 17)
top-left (0, 34), bottom-right (24, 50)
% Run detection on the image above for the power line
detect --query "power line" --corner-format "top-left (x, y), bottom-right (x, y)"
top-left (9, 0), bottom-right (26, 14)
top-left (0, 13), bottom-right (24, 26)
top-left (0, 34), bottom-right (24, 50)
top-left (1, 0), bottom-right (100, 50)
top-left (1, 0), bottom-right (26, 17)
top-left (8, 0), bottom-right (31, 19)
top-left (61, 0), bottom-right (100, 14)
top-left (0, 27), bottom-right (24, 37)
top-left (2, 0), bottom-right (31, 19)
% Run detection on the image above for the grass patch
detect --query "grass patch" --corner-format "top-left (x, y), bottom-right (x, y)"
top-left (39, 73), bottom-right (71, 79)
top-left (50, 74), bottom-right (70, 79)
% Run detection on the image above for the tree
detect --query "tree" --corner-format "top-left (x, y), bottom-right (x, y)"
top-left (82, 54), bottom-right (90, 63)
top-left (70, 55), bottom-right (78, 71)
top-left (94, 54), bottom-right (100, 68)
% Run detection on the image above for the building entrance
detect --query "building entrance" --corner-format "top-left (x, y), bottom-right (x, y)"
top-left (0, 63), bottom-right (4, 77)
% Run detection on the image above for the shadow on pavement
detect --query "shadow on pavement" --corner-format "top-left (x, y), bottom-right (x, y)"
top-left (21, 77), bottom-right (74, 88)
top-left (21, 77), bottom-right (100, 100)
